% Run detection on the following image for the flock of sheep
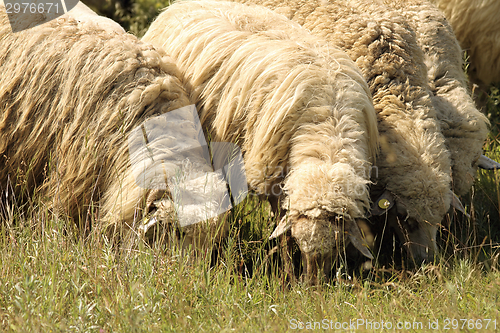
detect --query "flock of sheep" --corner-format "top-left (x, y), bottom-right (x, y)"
top-left (0, 0), bottom-right (499, 284)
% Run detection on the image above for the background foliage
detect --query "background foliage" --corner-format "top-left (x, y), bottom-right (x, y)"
top-left (83, 0), bottom-right (172, 36)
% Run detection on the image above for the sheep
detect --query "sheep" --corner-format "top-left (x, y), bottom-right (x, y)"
top-left (142, 0), bottom-right (379, 283)
top-left (429, 0), bottom-right (500, 89)
top-left (0, 5), bottom-right (228, 252)
top-left (386, 0), bottom-right (490, 198)
top-left (4, 1), bottom-right (124, 33)
top-left (65, 2), bottom-right (126, 34)
top-left (232, 0), bottom-right (454, 262)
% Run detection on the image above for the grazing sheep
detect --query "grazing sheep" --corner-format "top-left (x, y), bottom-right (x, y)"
top-left (143, 0), bottom-right (378, 283)
top-left (0, 5), bottom-right (228, 251)
top-left (388, 0), bottom-right (489, 197)
top-left (430, 0), bottom-right (500, 88)
top-left (233, 0), bottom-right (453, 261)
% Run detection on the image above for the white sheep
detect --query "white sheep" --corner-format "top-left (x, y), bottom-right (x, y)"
top-left (0, 4), bottom-right (227, 251)
top-left (143, 0), bottom-right (379, 283)
top-left (4, 1), bottom-right (124, 33)
top-left (389, 0), bottom-right (490, 198)
top-left (233, 0), bottom-right (454, 262)
top-left (65, 2), bottom-right (125, 33)
top-left (430, 0), bottom-right (500, 88)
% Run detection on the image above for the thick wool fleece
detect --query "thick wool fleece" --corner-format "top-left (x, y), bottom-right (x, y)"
top-left (233, 0), bottom-right (452, 259)
top-left (143, 0), bottom-right (379, 280)
top-left (5, 1), bottom-right (125, 33)
top-left (65, 2), bottom-right (126, 33)
top-left (430, 0), bottom-right (500, 87)
top-left (0, 6), bottom-right (200, 242)
top-left (389, 0), bottom-right (489, 196)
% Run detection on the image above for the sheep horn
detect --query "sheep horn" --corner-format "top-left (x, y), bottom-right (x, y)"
top-left (451, 191), bottom-right (470, 218)
top-left (370, 190), bottom-right (395, 216)
top-left (478, 154), bottom-right (500, 170)
top-left (347, 220), bottom-right (374, 259)
top-left (269, 215), bottom-right (292, 239)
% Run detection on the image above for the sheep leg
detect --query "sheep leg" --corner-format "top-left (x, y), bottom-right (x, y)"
top-left (279, 230), bottom-right (297, 283)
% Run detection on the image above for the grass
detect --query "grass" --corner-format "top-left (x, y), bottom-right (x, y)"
top-left (1, 183), bottom-right (500, 332)
top-left (82, 0), bottom-right (173, 37)
top-left (1, 200), bottom-right (500, 332)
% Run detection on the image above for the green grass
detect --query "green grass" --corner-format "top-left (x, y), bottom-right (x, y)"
top-left (1, 199), bottom-right (500, 332)
top-left (2, 127), bottom-right (500, 329)
top-left (82, 0), bottom-right (173, 37)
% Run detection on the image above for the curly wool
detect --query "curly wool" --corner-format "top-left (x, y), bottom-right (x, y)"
top-left (143, 0), bottom-right (378, 221)
top-left (430, 0), bottom-right (500, 87)
top-left (4, 1), bottom-right (125, 33)
top-left (234, 0), bottom-right (453, 259)
top-left (143, 1), bottom-right (379, 279)
top-left (390, 0), bottom-right (489, 196)
top-left (0, 6), bottom-right (192, 238)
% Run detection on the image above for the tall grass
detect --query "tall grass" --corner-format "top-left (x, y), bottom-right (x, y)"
top-left (1, 195), bottom-right (500, 332)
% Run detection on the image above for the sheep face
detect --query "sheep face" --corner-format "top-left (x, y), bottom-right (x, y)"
top-left (390, 207), bottom-right (438, 262)
top-left (281, 214), bottom-right (373, 284)
top-left (127, 190), bottom-right (229, 253)
top-left (290, 215), bottom-right (343, 284)
top-left (371, 189), bottom-right (447, 263)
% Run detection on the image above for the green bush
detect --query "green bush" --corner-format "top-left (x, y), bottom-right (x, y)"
top-left (82, 0), bottom-right (172, 37)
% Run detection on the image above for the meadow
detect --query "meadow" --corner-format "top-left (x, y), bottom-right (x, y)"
top-left (1, 1), bottom-right (500, 331)
top-left (1, 188), bottom-right (499, 332)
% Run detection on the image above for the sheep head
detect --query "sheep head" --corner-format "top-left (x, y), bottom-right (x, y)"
top-left (123, 188), bottom-right (229, 253)
top-left (371, 189), bottom-right (467, 263)
top-left (271, 213), bottom-right (373, 284)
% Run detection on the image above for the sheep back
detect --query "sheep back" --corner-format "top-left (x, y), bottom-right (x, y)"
top-left (390, 0), bottom-right (489, 196)
top-left (234, 0), bottom-right (453, 259)
top-left (430, 0), bottom-right (500, 87)
top-left (143, 0), bottom-right (378, 221)
top-left (0, 6), bottom-right (191, 236)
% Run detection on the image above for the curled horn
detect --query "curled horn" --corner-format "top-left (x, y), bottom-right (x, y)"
top-left (478, 154), bottom-right (500, 170)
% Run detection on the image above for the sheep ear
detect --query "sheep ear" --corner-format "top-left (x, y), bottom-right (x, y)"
top-left (269, 215), bottom-right (292, 239)
top-left (451, 191), bottom-right (470, 218)
top-left (478, 154), bottom-right (500, 170)
top-left (370, 190), bottom-right (395, 216)
top-left (347, 220), bottom-right (374, 260)
top-left (138, 216), bottom-right (158, 239)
